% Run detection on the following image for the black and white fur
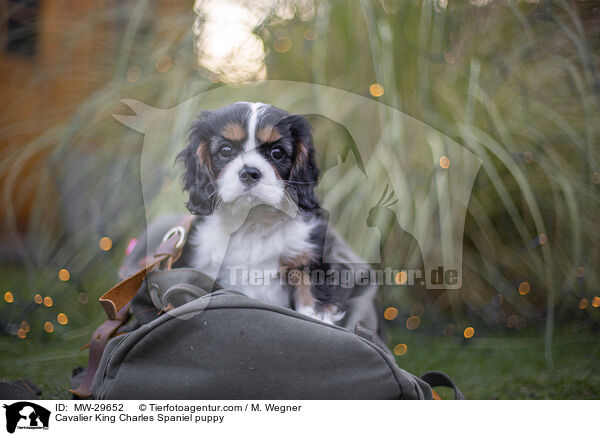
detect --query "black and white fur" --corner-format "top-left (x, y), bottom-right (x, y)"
top-left (177, 102), bottom-right (344, 323)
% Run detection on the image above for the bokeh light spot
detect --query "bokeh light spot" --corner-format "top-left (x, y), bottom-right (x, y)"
top-left (406, 316), bottom-right (420, 330)
top-left (579, 298), bottom-right (589, 309)
top-left (463, 326), bottom-right (475, 338)
top-left (59, 269), bottom-right (70, 281)
top-left (439, 155), bottom-right (450, 169)
top-left (156, 56), bottom-right (172, 72)
top-left (393, 343), bottom-right (408, 356)
top-left (57, 313), bottom-right (68, 325)
top-left (538, 234), bottom-right (548, 245)
top-left (17, 329), bottom-right (27, 339)
top-left (43, 296), bottom-right (53, 307)
top-left (34, 294), bottom-right (42, 304)
top-left (126, 65), bottom-right (141, 82)
top-left (518, 281), bottom-right (530, 296)
top-left (383, 307), bottom-right (398, 321)
top-left (303, 28), bottom-right (317, 40)
top-left (4, 291), bottom-right (14, 303)
top-left (99, 237), bottom-right (112, 251)
top-left (592, 297), bottom-right (600, 308)
top-left (44, 321), bottom-right (54, 333)
top-left (369, 83), bottom-right (384, 97)
top-left (443, 324), bottom-right (455, 336)
top-left (395, 271), bottom-right (407, 285)
top-left (507, 314), bottom-right (519, 328)
top-left (273, 37), bottom-right (292, 53)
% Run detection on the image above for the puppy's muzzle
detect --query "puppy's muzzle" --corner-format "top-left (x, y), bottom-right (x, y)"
top-left (239, 166), bottom-right (262, 186)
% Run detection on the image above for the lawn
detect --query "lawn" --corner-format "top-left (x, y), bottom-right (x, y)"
top-left (1, 323), bottom-right (598, 400)
top-left (388, 328), bottom-right (600, 400)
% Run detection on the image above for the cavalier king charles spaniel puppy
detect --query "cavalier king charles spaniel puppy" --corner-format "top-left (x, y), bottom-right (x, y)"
top-left (176, 102), bottom-right (345, 323)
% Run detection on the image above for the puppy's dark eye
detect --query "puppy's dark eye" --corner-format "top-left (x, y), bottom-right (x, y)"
top-left (219, 144), bottom-right (233, 158)
top-left (271, 147), bottom-right (284, 161)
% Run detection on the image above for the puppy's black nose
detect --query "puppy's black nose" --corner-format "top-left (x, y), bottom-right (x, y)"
top-left (239, 166), bottom-right (262, 185)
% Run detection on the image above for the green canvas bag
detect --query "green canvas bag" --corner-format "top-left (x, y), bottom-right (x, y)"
top-left (72, 214), bottom-right (463, 400)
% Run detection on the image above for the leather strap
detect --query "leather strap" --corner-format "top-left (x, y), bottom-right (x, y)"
top-left (99, 215), bottom-right (195, 320)
top-left (71, 302), bottom-right (130, 399)
top-left (73, 214), bottom-right (195, 398)
top-left (99, 256), bottom-right (164, 320)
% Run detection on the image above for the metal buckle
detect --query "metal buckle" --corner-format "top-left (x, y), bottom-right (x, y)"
top-left (162, 225), bottom-right (186, 249)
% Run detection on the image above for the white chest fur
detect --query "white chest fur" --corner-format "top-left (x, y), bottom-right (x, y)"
top-left (188, 207), bottom-right (317, 307)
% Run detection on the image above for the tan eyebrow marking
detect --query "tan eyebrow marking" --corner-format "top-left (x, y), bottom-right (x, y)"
top-left (221, 122), bottom-right (246, 141)
top-left (195, 141), bottom-right (214, 177)
top-left (257, 125), bottom-right (283, 143)
top-left (294, 141), bottom-right (308, 167)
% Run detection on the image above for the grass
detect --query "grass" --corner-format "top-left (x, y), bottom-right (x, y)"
top-left (388, 327), bottom-right (600, 400)
top-left (0, 337), bottom-right (88, 400)
top-left (1, 324), bottom-right (598, 400)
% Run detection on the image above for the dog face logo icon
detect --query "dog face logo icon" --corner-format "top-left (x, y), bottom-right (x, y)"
top-left (3, 402), bottom-right (50, 433)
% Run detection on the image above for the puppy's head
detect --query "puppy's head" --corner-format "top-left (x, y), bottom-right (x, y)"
top-left (177, 102), bottom-right (319, 216)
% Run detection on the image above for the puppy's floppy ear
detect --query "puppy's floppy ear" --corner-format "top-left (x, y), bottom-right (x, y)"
top-left (177, 114), bottom-right (215, 215)
top-left (280, 114), bottom-right (320, 212)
